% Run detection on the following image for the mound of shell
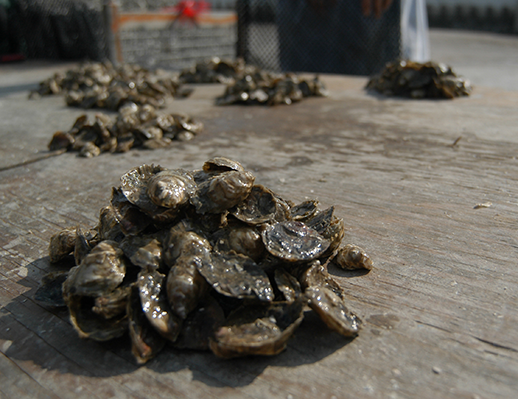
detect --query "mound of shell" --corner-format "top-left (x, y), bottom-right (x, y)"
top-left (47, 102), bottom-right (202, 157)
top-left (366, 60), bottom-right (472, 99)
top-left (179, 57), bottom-right (248, 84)
top-left (37, 157), bottom-right (372, 364)
top-left (216, 72), bottom-right (328, 106)
top-left (30, 61), bottom-right (192, 111)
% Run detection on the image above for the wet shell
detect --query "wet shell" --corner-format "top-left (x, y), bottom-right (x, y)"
top-left (147, 170), bottom-right (196, 210)
top-left (138, 270), bottom-right (182, 342)
top-left (162, 223), bottom-right (212, 268)
top-left (65, 294), bottom-right (128, 341)
top-left (274, 268), bottom-right (302, 303)
top-left (214, 224), bottom-right (265, 262)
top-left (166, 255), bottom-right (209, 319)
top-left (209, 301), bottom-right (304, 358)
top-left (197, 251), bottom-right (274, 302)
top-left (191, 170), bottom-right (255, 214)
top-left (92, 286), bottom-right (131, 319)
top-left (305, 286), bottom-right (361, 337)
top-left (97, 205), bottom-right (123, 242)
top-left (203, 157), bottom-right (245, 173)
top-left (335, 244), bottom-right (373, 271)
top-left (231, 185), bottom-right (278, 225)
top-left (120, 235), bottom-right (162, 271)
top-left (262, 221), bottom-right (330, 262)
top-left (128, 285), bottom-right (166, 364)
top-left (289, 200), bottom-right (319, 221)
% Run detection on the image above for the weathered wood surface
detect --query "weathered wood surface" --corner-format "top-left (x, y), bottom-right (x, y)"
top-left (1, 64), bottom-right (517, 399)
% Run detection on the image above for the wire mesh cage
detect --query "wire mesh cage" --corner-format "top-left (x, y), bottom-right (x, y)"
top-left (4, 0), bottom-right (107, 61)
top-left (237, 0), bottom-right (402, 76)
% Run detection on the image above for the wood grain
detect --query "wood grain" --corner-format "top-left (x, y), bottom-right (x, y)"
top-left (0, 69), bottom-right (517, 398)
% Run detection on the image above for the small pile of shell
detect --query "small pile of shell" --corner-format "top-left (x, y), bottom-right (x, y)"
top-left (37, 157), bottom-right (372, 364)
top-left (47, 102), bottom-right (202, 157)
top-left (179, 57), bottom-right (248, 84)
top-left (30, 62), bottom-right (191, 111)
top-left (216, 73), bottom-right (328, 106)
top-left (366, 60), bottom-right (472, 99)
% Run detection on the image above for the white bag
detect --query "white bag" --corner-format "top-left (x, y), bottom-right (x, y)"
top-left (401, 0), bottom-right (431, 62)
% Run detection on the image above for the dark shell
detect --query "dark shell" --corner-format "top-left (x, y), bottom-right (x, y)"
top-left (128, 285), bottom-right (166, 364)
top-left (137, 270), bottom-right (182, 342)
top-left (120, 164), bottom-right (165, 212)
top-left (48, 227), bottom-right (77, 263)
top-left (92, 286), bottom-right (131, 319)
top-left (166, 255), bottom-right (209, 319)
top-left (209, 300), bottom-right (304, 358)
top-left (230, 185), bottom-right (278, 225)
top-left (290, 200), bottom-right (319, 221)
top-left (64, 240), bottom-right (126, 297)
top-left (203, 157), bottom-right (244, 173)
top-left (305, 286), bottom-right (361, 337)
top-left (274, 268), bottom-right (302, 303)
top-left (262, 221), bottom-right (330, 262)
top-left (300, 261), bottom-right (361, 337)
top-left (74, 227), bottom-right (99, 266)
top-left (65, 294), bottom-right (128, 341)
top-left (191, 170), bottom-right (255, 214)
top-left (173, 296), bottom-right (225, 350)
top-left (34, 271), bottom-right (68, 307)
top-left (120, 235), bottom-right (162, 271)
top-left (110, 187), bottom-right (153, 236)
top-left (147, 169), bottom-right (196, 210)
top-left (212, 223), bottom-right (265, 262)
top-left (335, 244), bottom-right (373, 271)
top-left (162, 223), bottom-right (212, 268)
top-left (97, 205), bottom-right (124, 242)
top-left (197, 251), bottom-right (274, 302)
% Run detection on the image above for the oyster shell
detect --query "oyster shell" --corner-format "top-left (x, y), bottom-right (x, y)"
top-left (210, 301), bottom-right (304, 358)
top-left (366, 60), bottom-right (472, 99)
top-left (44, 157), bottom-right (372, 364)
top-left (335, 244), bottom-right (373, 271)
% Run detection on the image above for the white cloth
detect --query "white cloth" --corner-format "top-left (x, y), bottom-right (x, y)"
top-left (401, 0), bottom-right (431, 62)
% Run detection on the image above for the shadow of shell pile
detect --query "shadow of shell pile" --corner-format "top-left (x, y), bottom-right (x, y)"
top-left (366, 60), bottom-right (472, 99)
top-left (29, 61), bottom-right (191, 111)
top-left (180, 57), bottom-right (328, 106)
top-left (47, 102), bottom-right (203, 157)
top-left (38, 157), bottom-right (372, 364)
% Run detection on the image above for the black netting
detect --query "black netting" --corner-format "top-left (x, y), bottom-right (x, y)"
top-left (237, 0), bottom-right (401, 76)
top-left (5, 0), bottom-right (107, 61)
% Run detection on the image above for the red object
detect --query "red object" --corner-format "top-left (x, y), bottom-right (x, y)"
top-left (162, 1), bottom-right (211, 20)
top-left (0, 53), bottom-right (25, 63)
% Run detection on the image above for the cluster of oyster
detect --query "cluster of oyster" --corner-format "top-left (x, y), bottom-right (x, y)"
top-left (216, 73), bottom-right (328, 106)
top-left (30, 62), bottom-right (191, 111)
top-left (366, 60), bottom-right (472, 99)
top-left (47, 102), bottom-right (203, 157)
top-left (38, 157), bottom-right (372, 363)
top-left (179, 57), bottom-right (248, 84)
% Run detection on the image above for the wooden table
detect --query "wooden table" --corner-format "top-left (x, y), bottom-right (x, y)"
top-left (1, 67), bottom-right (517, 398)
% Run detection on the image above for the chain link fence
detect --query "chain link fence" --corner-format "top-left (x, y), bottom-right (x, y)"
top-left (3, 0), bottom-right (107, 61)
top-left (237, 0), bottom-right (401, 76)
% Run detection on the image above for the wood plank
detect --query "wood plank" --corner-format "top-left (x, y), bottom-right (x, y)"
top-left (1, 65), bottom-right (518, 398)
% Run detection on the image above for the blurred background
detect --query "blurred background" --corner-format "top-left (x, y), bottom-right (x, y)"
top-left (1, 0), bottom-right (518, 84)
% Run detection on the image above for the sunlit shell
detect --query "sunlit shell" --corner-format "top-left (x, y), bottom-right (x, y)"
top-left (335, 244), bottom-right (373, 271)
top-left (262, 221), bottom-right (330, 262)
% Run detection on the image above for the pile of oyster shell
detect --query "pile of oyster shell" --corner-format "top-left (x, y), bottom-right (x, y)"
top-left (366, 60), bottom-right (472, 99)
top-left (47, 102), bottom-right (202, 157)
top-left (38, 157), bottom-right (372, 363)
top-left (30, 62), bottom-right (191, 110)
top-left (216, 73), bottom-right (328, 106)
top-left (179, 57), bottom-right (247, 84)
